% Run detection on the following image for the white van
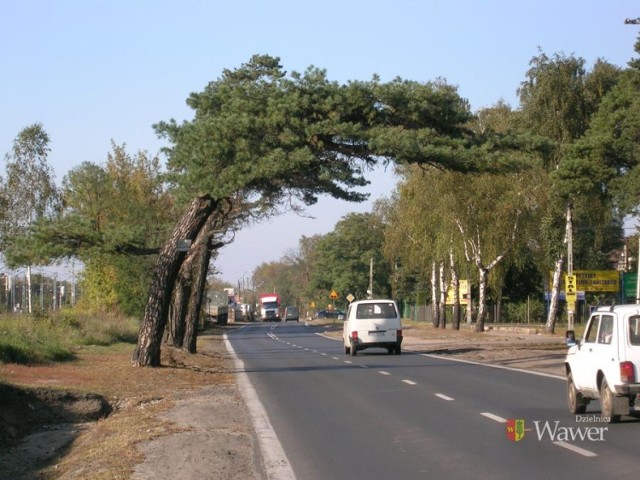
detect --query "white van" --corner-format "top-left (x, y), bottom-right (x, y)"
top-left (343, 299), bottom-right (403, 356)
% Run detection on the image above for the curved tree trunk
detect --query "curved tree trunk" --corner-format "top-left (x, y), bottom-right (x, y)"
top-left (183, 215), bottom-right (217, 353)
top-left (165, 257), bottom-right (192, 348)
top-left (132, 195), bottom-right (217, 367)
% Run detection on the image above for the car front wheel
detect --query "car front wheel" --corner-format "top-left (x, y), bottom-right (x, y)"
top-left (567, 372), bottom-right (587, 414)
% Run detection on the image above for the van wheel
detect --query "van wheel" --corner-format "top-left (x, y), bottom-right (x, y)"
top-left (350, 344), bottom-right (357, 356)
top-left (395, 346), bottom-right (402, 355)
top-left (345, 345), bottom-right (350, 355)
top-left (600, 378), bottom-right (621, 423)
top-left (567, 372), bottom-right (587, 414)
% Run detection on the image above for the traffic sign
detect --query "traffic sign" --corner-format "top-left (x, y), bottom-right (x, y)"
top-left (346, 293), bottom-right (355, 303)
top-left (329, 290), bottom-right (338, 299)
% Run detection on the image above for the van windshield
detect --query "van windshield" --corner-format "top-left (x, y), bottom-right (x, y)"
top-left (356, 302), bottom-right (397, 319)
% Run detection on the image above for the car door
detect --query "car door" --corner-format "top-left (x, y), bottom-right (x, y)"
top-left (575, 314), bottom-right (615, 393)
top-left (572, 314), bottom-right (600, 391)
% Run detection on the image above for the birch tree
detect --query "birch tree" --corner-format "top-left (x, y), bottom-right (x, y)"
top-left (2, 124), bottom-right (60, 313)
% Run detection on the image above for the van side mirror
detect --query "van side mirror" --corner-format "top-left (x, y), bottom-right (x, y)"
top-left (566, 330), bottom-right (577, 347)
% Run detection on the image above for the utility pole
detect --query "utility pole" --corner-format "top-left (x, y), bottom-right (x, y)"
top-left (566, 204), bottom-right (576, 330)
top-left (636, 238), bottom-right (640, 304)
top-left (368, 258), bottom-right (373, 299)
top-left (627, 18), bottom-right (640, 303)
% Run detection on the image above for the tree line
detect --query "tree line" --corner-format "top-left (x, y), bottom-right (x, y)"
top-left (3, 38), bottom-right (640, 366)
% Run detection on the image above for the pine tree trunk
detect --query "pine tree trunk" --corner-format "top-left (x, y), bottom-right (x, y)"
top-left (165, 267), bottom-right (191, 348)
top-left (183, 213), bottom-right (217, 353)
top-left (131, 195), bottom-right (217, 367)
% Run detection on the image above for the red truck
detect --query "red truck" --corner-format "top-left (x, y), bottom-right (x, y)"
top-left (258, 293), bottom-right (282, 322)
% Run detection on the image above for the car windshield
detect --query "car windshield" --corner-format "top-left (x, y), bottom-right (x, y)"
top-left (355, 302), bottom-right (397, 319)
top-left (629, 315), bottom-right (640, 346)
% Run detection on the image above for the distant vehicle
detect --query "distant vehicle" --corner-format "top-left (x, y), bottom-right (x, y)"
top-left (258, 293), bottom-right (281, 322)
top-left (237, 303), bottom-right (254, 321)
top-left (284, 306), bottom-right (299, 322)
top-left (207, 290), bottom-right (230, 325)
top-left (565, 304), bottom-right (640, 422)
top-left (314, 309), bottom-right (345, 319)
top-left (343, 299), bottom-right (402, 356)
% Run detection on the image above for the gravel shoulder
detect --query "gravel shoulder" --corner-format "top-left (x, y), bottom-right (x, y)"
top-left (0, 321), bottom-right (568, 479)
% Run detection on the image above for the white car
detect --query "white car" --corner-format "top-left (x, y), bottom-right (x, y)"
top-left (565, 304), bottom-right (640, 422)
top-left (343, 299), bottom-right (403, 356)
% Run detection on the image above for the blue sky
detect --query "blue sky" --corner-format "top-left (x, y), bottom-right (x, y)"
top-left (1, 0), bottom-right (638, 284)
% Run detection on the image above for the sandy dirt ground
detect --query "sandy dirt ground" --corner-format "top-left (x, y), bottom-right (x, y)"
top-left (0, 321), bottom-right (568, 479)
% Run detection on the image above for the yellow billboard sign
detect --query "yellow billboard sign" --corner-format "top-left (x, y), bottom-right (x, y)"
top-left (549, 270), bottom-right (620, 294)
top-left (446, 279), bottom-right (470, 305)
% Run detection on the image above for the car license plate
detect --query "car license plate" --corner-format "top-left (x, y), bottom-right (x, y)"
top-left (368, 330), bottom-right (386, 336)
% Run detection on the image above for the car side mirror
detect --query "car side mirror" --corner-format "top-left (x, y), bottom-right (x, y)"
top-left (565, 330), bottom-right (577, 347)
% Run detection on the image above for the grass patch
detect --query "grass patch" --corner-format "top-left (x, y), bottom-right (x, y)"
top-left (0, 310), bottom-right (139, 365)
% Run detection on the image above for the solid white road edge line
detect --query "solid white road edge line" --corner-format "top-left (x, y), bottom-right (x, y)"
top-left (224, 334), bottom-right (296, 480)
top-left (420, 353), bottom-right (565, 380)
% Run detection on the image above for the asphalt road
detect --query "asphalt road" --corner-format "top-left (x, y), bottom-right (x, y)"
top-left (227, 322), bottom-right (640, 480)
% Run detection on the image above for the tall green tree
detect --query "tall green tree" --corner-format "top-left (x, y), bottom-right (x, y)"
top-left (13, 143), bottom-right (176, 315)
top-left (310, 212), bottom-right (391, 302)
top-left (134, 54), bottom-right (544, 366)
top-left (135, 56), bottom-right (477, 366)
top-left (516, 51), bottom-right (621, 332)
top-left (2, 123), bottom-right (60, 313)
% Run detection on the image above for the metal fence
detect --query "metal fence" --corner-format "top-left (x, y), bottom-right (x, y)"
top-left (0, 273), bottom-right (79, 313)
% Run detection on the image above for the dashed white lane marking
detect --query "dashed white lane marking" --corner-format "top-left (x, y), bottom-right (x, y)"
top-left (272, 329), bottom-right (596, 458)
top-left (481, 412), bottom-right (507, 423)
top-left (435, 393), bottom-right (454, 401)
top-left (553, 441), bottom-right (598, 457)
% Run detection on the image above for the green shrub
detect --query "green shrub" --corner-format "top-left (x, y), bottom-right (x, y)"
top-left (501, 299), bottom-right (546, 324)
